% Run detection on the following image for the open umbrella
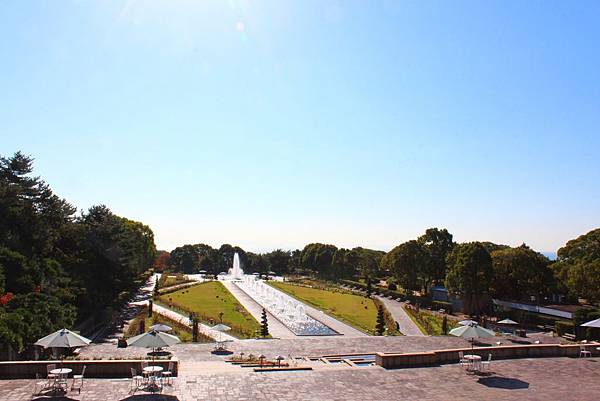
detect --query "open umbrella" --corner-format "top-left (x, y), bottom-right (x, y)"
top-left (35, 328), bottom-right (91, 368)
top-left (127, 329), bottom-right (181, 363)
top-left (211, 323), bottom-right (231, 344)
top-left (127, 329), bottom-right (180, 349)
top-left (450, 323), bottom-right (495, 351)
top-left (581, 318), bottom-right (600, 328)
top-left (459, 319), bottom-right (478, 326)
top-left (149, 324), bottom-right (172, 332)
top-left (498, 318), bottom-right (518, 325)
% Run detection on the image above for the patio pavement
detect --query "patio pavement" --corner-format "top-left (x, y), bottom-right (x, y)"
top-left (3, 356), bottom-right (600, 400)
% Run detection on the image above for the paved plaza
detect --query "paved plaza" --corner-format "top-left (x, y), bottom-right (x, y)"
top-left (2, 356), bottom-right (599, 401)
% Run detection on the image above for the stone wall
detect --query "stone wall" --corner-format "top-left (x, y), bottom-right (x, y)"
top-left (376, 343), bottom-right (600, 369)
top-left (0, 359), bottom-right (178, 379)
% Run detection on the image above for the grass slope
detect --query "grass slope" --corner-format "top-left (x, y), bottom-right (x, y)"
top-left (269, 281), bottom-right (379, 334)
top-left (158, 281), bottom-right (260, 338)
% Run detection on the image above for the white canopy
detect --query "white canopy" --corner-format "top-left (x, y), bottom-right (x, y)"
top-left (211, 324), bottom-right (231, 332)
top-left (581, 318), bottom-right (600, 328)
top-left (149, 324), bottom-right (172, 332)
top-left (450, 324), bottom-right (495, 340)
top-left (127, 330), bottom-right (181, 348)
top-left (459, 319), bottom-right (478, 326)
top-left (498, 318), bottom-right (519, 325)
top-left (35, 328), bottom-right (91, 349)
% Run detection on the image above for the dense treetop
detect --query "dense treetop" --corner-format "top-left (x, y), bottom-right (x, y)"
top-left (0, 152), bottom-right (156, 356)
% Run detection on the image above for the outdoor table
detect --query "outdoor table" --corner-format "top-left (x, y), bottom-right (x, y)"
top-left (463, 355), bottom-right (481, 373)
top-left (50, 368), bottom-right (72, 391)
top-left (143, 366), bottom-right (163, 393)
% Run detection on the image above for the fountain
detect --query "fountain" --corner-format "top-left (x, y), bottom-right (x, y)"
top-left (226, 252), bottom-right (244, 281)
top-left (236, 275), bottom-right (338, 336)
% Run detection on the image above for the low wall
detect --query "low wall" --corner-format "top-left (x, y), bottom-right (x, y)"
top-left (0, 359), bottom-right (178, 379)
top-left (376, 343), bottom-right (600, 369)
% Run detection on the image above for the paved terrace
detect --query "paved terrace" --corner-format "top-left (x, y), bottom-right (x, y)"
top-left (2, 356), bottom-right (600, 400)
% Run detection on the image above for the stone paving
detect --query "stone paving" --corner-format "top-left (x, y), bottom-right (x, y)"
top-left (3, 356), bottom-right (600, 400)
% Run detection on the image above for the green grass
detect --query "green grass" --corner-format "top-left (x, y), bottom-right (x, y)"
top-left (157, 281), bottom-right (260, 339)
top-left (404, 306), bottom-right (459, 335)
top-left (269, 281), bottom-right (383, 335)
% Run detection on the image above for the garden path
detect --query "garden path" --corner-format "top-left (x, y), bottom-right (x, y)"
top-left (374, 295), bottom-right (425, 336)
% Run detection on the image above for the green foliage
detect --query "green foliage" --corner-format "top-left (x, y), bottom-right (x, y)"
top-left (445, 242), bottom-right (493, 315)
top-left (441, 314), bottom-right (448, 335)
top-left (555, 321), bottom-right (575, 337)
top-left (552, 228), bottom-right (600, 302)
top-left (490, 244), bottom-right (553, 301)
top-left (417, 228), bottom-right (455, 290)
top-left (375, 305), bottom-right (385, 335)
top-left (260, 308), bottom-right (269, 337)
top-left (381, 240), bottom-right (426, 293)
top-left (0, 152), bottom-right (156, 355)
top-left (405, 307), bottom-right (459, 336)
top-left (300, 243), bottom-right (383, 279)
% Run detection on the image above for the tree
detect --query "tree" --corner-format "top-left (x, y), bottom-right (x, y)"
top-left (376, 305), bottom-right (386, 335)
top-left (445, 242), bottom-right (493, 316)
top-left (263, 249), bottom-right (291, 275)
top-left (417, 228), bottom-right (454, 290)
top-left (441, 314), bottom-right (448, 335)
top-left (490, 244), bottom-right (553, 301)
top-left (260, 308), bottom-right (269, 337)
top-left (552, 228), bottom-right (600, 302)
top-left (300, 243), bottom-right (337, 277)
top-left (152, 251), bottom-right (171, 272)
top-left (381, 240), bottom-right (427, 293)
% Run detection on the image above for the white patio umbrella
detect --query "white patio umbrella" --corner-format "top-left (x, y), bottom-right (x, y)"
top-left (127, 329), bottom-right (181, 349)
top-left (211, 324), bottom-right (231, 343)
top-left (149, 323), bottom-right (172, 332)
top-left (459, 319), bottom-right (478, 326)
top-left (35, 328), bottom-right (91, 367)
top-left (450, 323), bottom-right (495, 351)
top-left (581, 318), bottom-right (600, 328)
top-left (127, 329), bottom-right (181, 363)
top-left (498, 318), bottom-right (518, 325)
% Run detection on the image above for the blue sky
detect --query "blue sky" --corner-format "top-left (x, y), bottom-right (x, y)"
top-left (1, 1), bottom-right (599, 253)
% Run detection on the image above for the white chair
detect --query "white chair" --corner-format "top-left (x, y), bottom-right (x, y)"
top-left (481, 354), bottom-right (492, 371)
top-left (46, 363), bottom-right (57, 380)
top-left (71, 365), bottom-right (86, 393)
top-left (130, 368), bottom-right (144, 392)
top-left (580, 346), bottom-right (592, 358)
top-left (161, 362), bottom-right (174, 385)
top-left (458, 351), bottom-right (468, 368)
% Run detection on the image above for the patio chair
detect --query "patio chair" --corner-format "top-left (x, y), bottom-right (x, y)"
top-left (46, 363), bottom-right (58, 380)
top-left (162, 362), bottom-right (174, 385)
top-left (481, 354), bottom-right (492, 371)
top-left (71, 365), bottom-right (86, 393)
top-left (130, 368), bottom-right (144, 392)
top-left (580, 345), bottom-right (592, 358)
top-left (458, 351), bottom-right (468, 368)
top-left (33, 373), bottom-right (51, 396)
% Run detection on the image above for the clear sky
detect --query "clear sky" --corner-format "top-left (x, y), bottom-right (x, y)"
top-left (1, 1), bottom-right (599, 254)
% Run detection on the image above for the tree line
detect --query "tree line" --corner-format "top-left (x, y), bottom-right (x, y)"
top-left (166, 226), bottom-right (600, 313)
top-left (0, 152), bottom-right (156, 357)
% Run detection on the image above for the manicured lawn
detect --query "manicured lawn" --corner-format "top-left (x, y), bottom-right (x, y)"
top-left (404, 306), bottom-right (459, 335)
top-left (269, 281), bottom-right (381, 334)
top-left (157, 281), bottom-right (260, 339)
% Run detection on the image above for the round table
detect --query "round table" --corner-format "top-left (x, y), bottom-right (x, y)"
top-left (49, 368), bottom-right (72, 391)
top-left (143, 366), bottom-right (163, 374)
top-left (143, 366), bottom-right (164, 393)
top-left (463, 355), bottom-right (481, 373)
top-left (50, 368), bottom-right (72, 375)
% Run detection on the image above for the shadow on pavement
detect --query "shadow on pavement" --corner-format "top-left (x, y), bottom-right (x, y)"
top-left (477, 376), bottom-right (529, 390)
top-left (120, 395), bottom-right (180, 401)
